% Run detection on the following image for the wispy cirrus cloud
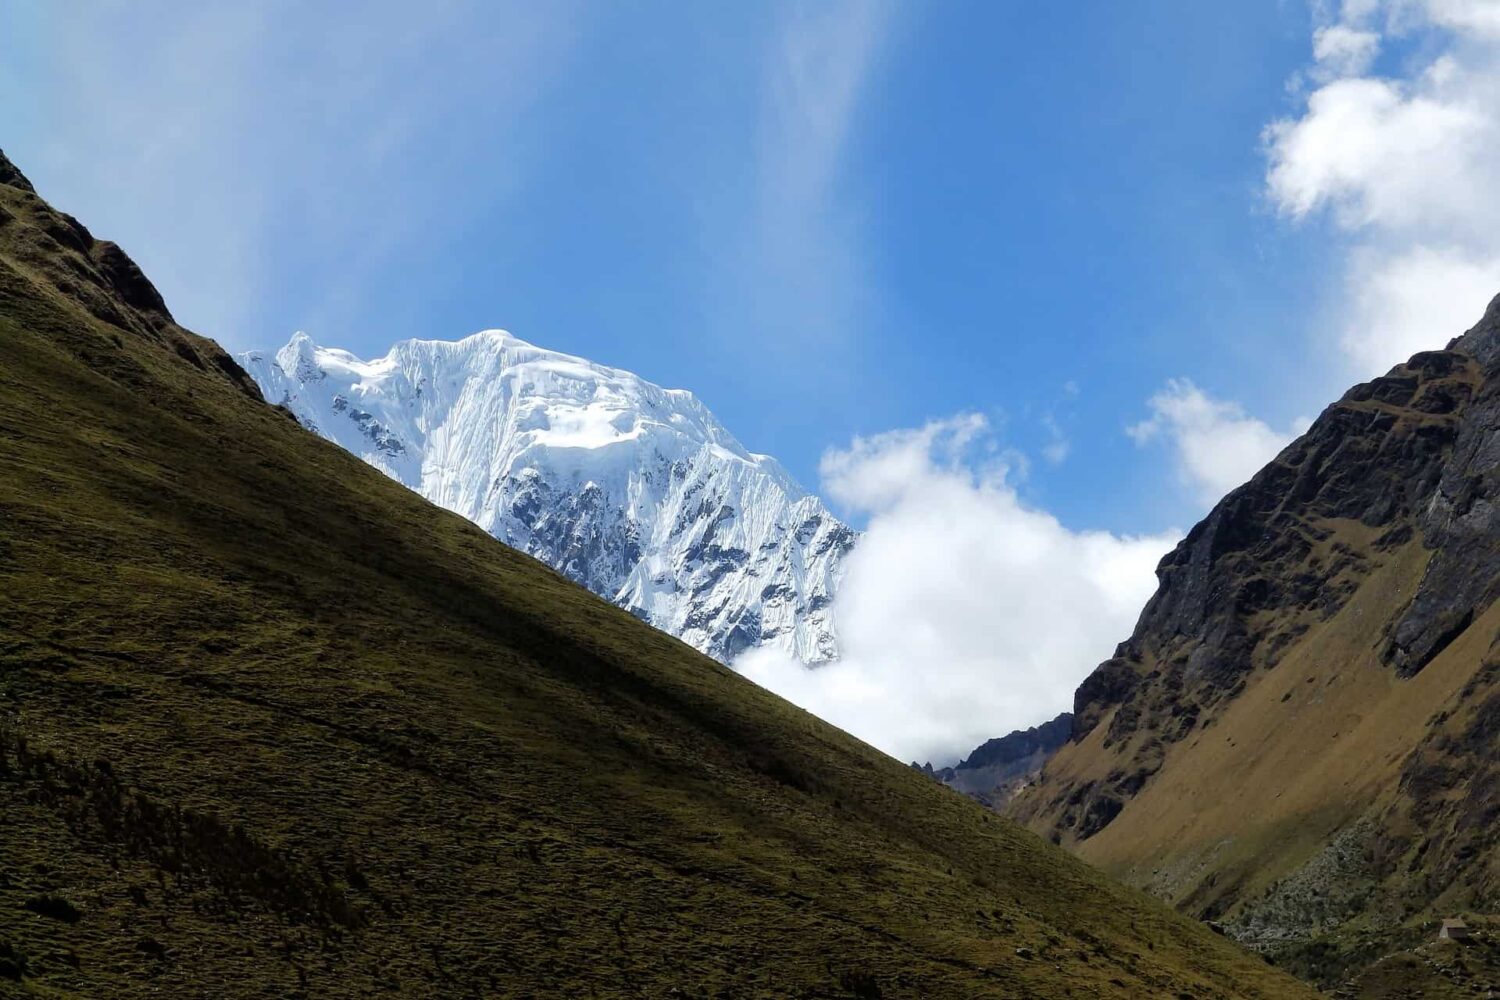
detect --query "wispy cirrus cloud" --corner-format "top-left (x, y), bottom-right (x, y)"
top-left (739, 0), bottom-right (896, 351)
top-left (12, 1), bottom-right (577, 350)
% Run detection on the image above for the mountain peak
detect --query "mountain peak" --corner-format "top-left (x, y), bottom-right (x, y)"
top-left (0, 148), bottom-right (35, 192)
top-left (284, 329), bottom-right (318, 352)
top-left (242, 331), bottom-right (851, 663)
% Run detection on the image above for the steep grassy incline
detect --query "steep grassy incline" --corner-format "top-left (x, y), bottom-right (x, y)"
top-left (0, 153), bottom-right (1308, 998)
top-left (1009, 312), bottom-right (1500, 989)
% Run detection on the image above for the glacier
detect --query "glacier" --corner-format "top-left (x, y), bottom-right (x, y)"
top-left (240, 330), bottom-right (853, 664)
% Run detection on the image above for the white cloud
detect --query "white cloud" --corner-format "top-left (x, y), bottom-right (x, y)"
top-left (765, 2), bottom-right (890, 208)
top-left (1339, 244), bottom-right (1500, 369)
top-left (1312, 25), bottom-right (1382, 78)
top-left (1423, 0), bottom-right (1500, 36)
top-left (1128, 380), bottom-right (1306, 507)
top-left (1040, 416), bottom-right (1071, 466)
top-left (1266, 72), bottom-right (1489, 234)
top-left (1266, 0), bottom-right (1500, 374)
top-left (737, 415), bottom-right (1176, 765)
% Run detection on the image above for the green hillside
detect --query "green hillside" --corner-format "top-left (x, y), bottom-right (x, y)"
top-left (0, 151), bottom-right (1310, 998)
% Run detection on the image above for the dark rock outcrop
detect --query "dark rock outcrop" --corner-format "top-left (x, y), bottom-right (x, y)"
top-left (0, 149), bottom-right (34, 192)
top-left (960, 712), bottom-right (1074, 772)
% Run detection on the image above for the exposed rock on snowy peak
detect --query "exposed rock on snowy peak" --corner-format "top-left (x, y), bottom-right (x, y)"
top-left (240, 330), bottom-right (852, 663)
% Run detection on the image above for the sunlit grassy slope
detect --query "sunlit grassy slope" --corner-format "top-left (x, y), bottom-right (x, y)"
top-left (0, 152), bottom-right (1313, 998)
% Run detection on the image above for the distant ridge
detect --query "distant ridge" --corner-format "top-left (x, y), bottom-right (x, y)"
top-left (914, 712), bottom-right (1073, 808)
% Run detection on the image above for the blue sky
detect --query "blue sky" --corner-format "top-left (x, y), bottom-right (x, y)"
top-left (5, 1), bottom-right (1349, 534)
top-left (10, 1), bottom-right (1500, 759)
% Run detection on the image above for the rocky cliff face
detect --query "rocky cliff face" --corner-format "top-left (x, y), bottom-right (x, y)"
top-left (1382, 319), bottom-right (1500, 677)
top-left (241, 333), bottom-right (853, 664)
top-left (1009, 300), bottom-right (1500, 986)
top-left (1056, 343), bottom-right (1479, 837)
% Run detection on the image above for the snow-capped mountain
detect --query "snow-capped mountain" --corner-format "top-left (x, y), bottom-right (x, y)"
top-left (241, 331), bottom-right (853, 664)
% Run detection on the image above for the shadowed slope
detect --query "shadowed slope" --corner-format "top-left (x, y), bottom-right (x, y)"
top-left (0, 151), bottom-right (1309, 998)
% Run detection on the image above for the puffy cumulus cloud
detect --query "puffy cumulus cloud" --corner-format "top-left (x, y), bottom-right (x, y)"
top-left (1265, 72), bottom-right (1487, 233)
top-left (1128, 380), bottom-right (1308, 507)
top-left (736, 415), bottom-right (1176, 766)
top-left (1266, 0), bottom-right (1500, 374)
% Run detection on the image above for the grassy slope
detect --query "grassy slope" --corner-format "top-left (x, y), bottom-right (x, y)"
top-left (0, 156), bottom-right (1313, 998)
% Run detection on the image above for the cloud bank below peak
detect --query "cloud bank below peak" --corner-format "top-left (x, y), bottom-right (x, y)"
top-left (738, 414), bottom-right (1177, 766)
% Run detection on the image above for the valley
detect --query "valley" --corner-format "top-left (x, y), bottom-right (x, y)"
top-left (0, 150), bottom-right (1314, 997)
